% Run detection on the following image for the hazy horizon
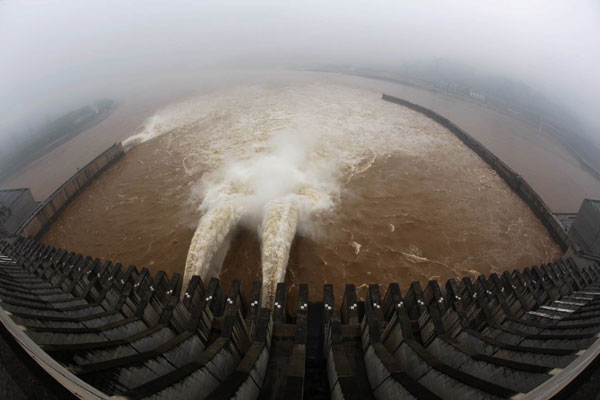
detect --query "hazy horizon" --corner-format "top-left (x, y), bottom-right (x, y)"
top-left (1, 0), bottom-right (599, 149)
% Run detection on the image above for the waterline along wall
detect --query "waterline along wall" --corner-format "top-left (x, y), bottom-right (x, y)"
top-left (2, 96), bottom-right (600, 399)
top-left (18, 143), bottom-right (124, 239)
top-left (382, 94), bottom-right (574, 253)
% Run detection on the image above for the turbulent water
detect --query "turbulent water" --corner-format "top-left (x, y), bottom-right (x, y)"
top-left (41, 82), bottom-right (562, 306)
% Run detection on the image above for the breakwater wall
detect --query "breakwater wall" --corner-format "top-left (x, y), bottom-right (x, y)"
top-left (382, 94), bottom-right (574, 252)
top-left (18, 143), bottom-right (124, 239)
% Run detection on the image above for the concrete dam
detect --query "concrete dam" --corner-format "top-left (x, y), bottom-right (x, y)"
top-left (1, 94), bottom-right (600, 399)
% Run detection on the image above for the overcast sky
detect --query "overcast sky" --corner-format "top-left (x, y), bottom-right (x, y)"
top-left (1, 0), bottom-right (599, 143)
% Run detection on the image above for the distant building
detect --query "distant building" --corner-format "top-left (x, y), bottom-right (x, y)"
top-left (436, 80), bottom-right (459, 94)
top-left (469, 90), bottom-right (485, 101)
top-left (569, 199), bottom-right (600, 257)
top-left (0, 189), bottom-right (39, 236)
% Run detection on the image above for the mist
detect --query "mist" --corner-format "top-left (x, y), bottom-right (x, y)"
top-left (1, 0), bottom-right (599, 150)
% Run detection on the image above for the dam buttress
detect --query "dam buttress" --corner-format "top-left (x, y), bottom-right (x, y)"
top-left (1, 237), bottom-right (600, 399)
top-left (1, 95), bottom-right (599, 399)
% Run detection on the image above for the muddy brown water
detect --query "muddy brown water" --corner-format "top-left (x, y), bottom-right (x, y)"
top-left (39, 82), bottom-right (562, 307)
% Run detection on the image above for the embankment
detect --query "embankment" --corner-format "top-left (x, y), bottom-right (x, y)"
top-left (382, 93), bottom-right (574, 252)
top-left (18, 143), bottom-right (124, 239)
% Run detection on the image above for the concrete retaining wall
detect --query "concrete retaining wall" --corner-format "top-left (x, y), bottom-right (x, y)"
top-left (570, 200), bottom-right (600, 256)
top-left (19, 143), bottom-right (124, 239)
top-left (382, 94), bottom-right (574, 252)
top-left (0, 189), bottom-right (38, 236)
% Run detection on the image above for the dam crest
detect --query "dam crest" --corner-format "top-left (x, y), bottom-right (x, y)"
top-left (0, 95), bottom-right (599, 399)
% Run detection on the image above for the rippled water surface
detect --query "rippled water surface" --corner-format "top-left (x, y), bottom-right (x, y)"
top-left (41, 82), bottom-right (562, 305)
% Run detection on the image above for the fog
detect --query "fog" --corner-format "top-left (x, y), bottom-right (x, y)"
top-left (1, 0), bottom-right (599, 150)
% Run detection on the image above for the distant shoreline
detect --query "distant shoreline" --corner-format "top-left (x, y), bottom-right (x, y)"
top-left (0, 100), bottom-right (117, 183)
top-left (314, 68), bottom-right (600, 185)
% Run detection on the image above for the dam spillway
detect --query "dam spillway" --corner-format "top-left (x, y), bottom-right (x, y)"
top-left (38, 85), bottom-right (562, 307)
top-left (1, 91), bottom-right (599, 398)
top-left (1, 237), bottom-right (600, 399)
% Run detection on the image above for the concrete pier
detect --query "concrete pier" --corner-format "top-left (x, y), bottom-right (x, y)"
top-left (0, 237), bottom-right (599, 399)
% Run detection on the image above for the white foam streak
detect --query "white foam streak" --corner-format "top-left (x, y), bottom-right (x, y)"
top-left (182, 199), bottom-right (242, 290)
top-left (261, 198), bottom-right (299, 307)
top-left (122, 115), bottom-right (168, 150)
top-left (120, 83), bottom-right (456, 300)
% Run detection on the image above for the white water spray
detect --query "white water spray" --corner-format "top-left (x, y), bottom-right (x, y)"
top-left (181, 130), bottom-right (334, 302)
top-left (122, 115), bottom-right (168, 151)
top-left (183, 199), bottom-right (243, 286)
top-left (122, 83), bottom-right (455, 304)
top-left (260, 198), bottom-right (299, 307)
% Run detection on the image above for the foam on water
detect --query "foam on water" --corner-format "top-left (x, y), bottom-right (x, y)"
top-left (261, 197), bottom-right (299, 307)
top-left (183, 198), bottom-right (243, 284)
top-left (123, 83), bottom-right (460, 302)
top-left (122, 115), bottom-right (168, 150)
